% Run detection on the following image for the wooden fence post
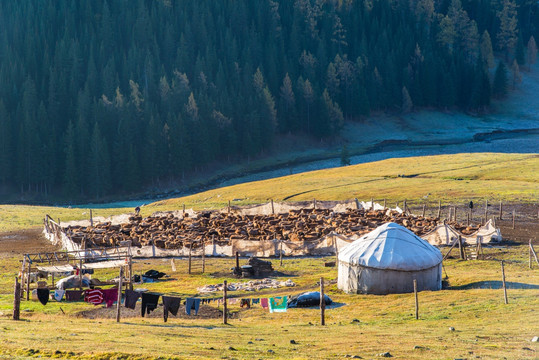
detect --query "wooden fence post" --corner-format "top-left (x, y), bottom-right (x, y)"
top-left (422, 204), bottom-right (426, 218)
top-left (413, 279), bottom-right (418, 320)
top-left (90, 209), bottom-right (93, 227)
top-left (458, 235), bottom-right (465, 260)
top-left (454, 207), bottom-right (457, 222)
top-left (271, 199), bottom-right (274, 214)
top-left (403, 199), bottom-right (407, 214)
top-left (188, 243), bottom-right (192, 274)
top-left (182, 204), bottom-right (186, 214)
top-left (116, 267), bottom-right (123, 323)
top-left (499, 201), bottom-right (503, 220)
top-left (438, 200), bottom-right (441, 219)
top-left (530, 240), bottom-right (533, 270)
top-left (13, 277), bottom-right (20, 320)
top-left (512, 210), bottom-right (515, 229)
top-left (320, 277), bottom-right (325, 326)
top-left (313, 198), bottom-right (317, 209)
top-left (223, 280), bottom-right (228, 324)
top-left (383, 199), bottom-right (386, 209)
top-left (202, 239), bottom-right (206, 274)
top-left (501, 260), bottom-right (508, 304)
top-left (280, 240), bottom-right (283, 267)
top-left (228, 200), bottom-right (231, 214)
top-left (371, 198), bottom-right (374, 210)
top-left (484, 200), bottom-right (488, 225)
top-left (529, 240), bottom-right (539, 267)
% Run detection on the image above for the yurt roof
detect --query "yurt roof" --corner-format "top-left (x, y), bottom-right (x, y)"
top-left (338, 222), bottom-right (442, 271)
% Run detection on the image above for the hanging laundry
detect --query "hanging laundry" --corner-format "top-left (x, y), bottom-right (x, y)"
top-left (269, 296), bottom-right (288, 313)
top-left (101, 288), bottom-right (118, 308)
top-left (124, 290), bottom-right (141, 309)
top-left (162, 296), bottom-right (182, 322)
top-left (84, 289), bottom-right (104, 305)
top-left (37, 288), bottom-right (50, 305)
top-left (251, 298), bottom-right (260, 305)
top-left (260, 298), bottom-right (269, 309)
top-left (240, 298), bottom-right (251, 308)
top-left (141, 293), bottom-right (160, 317)
top-left (54, 289), bottom-right (65, 302)
top-left (185, 298), bottom-right (201, 315)
top-left (65, 290), bottom-right (83, 301)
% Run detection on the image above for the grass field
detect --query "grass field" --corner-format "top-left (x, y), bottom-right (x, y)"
top-left (0, 152), bottom-right (537, 359)
top-left (1, 153), bottom-right (537, 232)
top-left (0, 246), bottom-right (538, 359)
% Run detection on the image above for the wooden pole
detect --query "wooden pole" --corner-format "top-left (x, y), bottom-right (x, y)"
top-left (188, 243), bottom-right (192, 274)
top-left (320, 277), bottom-right (325, 326)
top-left (413, 279), bottom-right (418, 320)
top-left (228, 200), bottom-right (231, 214)
top-left (280, 240), bottom-right (283, 267)
top-left (458, 235), bottom-right (465, 260)
top-left (454, 207), bottom-right (457, 222)
top-left (128, 255), bottom-right (133, 291)
top-left (467, 212), bottom-right (470, 226)
top-left (13, 277), bottom-right (21, 320)
top-left (529, 240), bottom-right (532, 269)
top-left (235, 251), bottom-right (240, 272)
top-left (371, 198), bottom-right (374, 210)
top-left (271, 199), bottom-right (274, 214)
top-left (403, 199), bottom-right (407, 214)
top-left (313, 198), bottom-right (317, 209)
top-left (442, 238), bottom-right (459, 261)
top-left (484, 200), bottom-right (488, 225)
top-left (383, 199), bottom-right (386, 209)
top-left (26, 261), bottom-right (31, 301)
top-left (529, 240), bottom-right (539, 266)
top-left (78, 257), bottom-right (83, 290)
top-left (512, 210), bottom-right (515, 229)
top-left (202, 239), bottom-right (206, 274)
top-left (182, 204), bottom-right (185, 214)
top-left (499, 201), bottom-right (503, 220)
top-left (422, 204), bottom-right (426, 218)
top-left (90, 209), bottom-right (93, 227)
top-left (501, 260), bottom-right (508, 304)
top-left (223, 280), bottom-right (228, 324)
top-left (437, 200), bottom-right (441, 219)
top-left (116, 267), bottom-right (123, 322)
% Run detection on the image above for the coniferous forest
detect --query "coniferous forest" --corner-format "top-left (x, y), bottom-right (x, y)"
top-left (0, 0), bottom-right (537, 202)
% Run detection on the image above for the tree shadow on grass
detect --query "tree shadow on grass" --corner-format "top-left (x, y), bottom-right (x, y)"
top-left (450, 281), bottom-right (539, 290)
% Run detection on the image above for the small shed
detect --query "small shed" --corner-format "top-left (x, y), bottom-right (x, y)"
top-left (338, 222), bottom-right (442, 294)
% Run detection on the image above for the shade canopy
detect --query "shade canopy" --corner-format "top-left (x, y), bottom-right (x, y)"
top-left (338, 222), bottom-right (442, 271)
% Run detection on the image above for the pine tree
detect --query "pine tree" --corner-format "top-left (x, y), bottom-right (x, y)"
top-left (492, 62), bottom-right (508, 98)
top-left (480, 30), bottom-right (495, 69)
top-left (527, 36), bottom-right (537, 71)
top-left (496, 0), bottom-right (518, 59)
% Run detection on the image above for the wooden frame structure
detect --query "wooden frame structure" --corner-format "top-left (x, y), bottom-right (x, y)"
top-left (20, 245), bottom-right (133, 301)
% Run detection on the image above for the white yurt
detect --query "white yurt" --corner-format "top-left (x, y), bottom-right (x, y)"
top-left (338, 222), bottom-right (443, 294)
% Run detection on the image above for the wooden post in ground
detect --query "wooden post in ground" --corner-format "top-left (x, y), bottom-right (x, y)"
top-left (223, 280), bottom-right (228, 324)
top-left (355, 198), bottom-right (360, 209)
top-left (512, 210), bottom-right (515, 229)
top-left (228, 200), bottom-right (231, 214)
top-left (313, 198), bottom-right (317, 209)
top-left (484, 200), bottom-right (488, 225)
top-left (320, 277), bottom-right (325, 326)
top-left (128, 255), bottom-right (133, 291)
top-left (458, 235), bottom-right (465, 260)
top-left (371, 198), bottom-right (374, 211)
top-left (467, 212), bottom-right (470, 226)
top-left (90, 209), bottom-right (93, 227)
top-left (529, 240), bottom-right (539, 267)
top-left (403, 199), bottom-right (407, 214)
top-left (422, 204), bottom-right (426, 218)
top-left (235, 251), bottom-right (240, 272)
top-left (499, 201), bottom-right (503, 220)
top-left (529, 240), bottom-right (532, 269)
top-left (280, 240), bottom-right (283, 267)
top-left (438, 200), bottom-right (441, 219)
top-left (202, 239), bottom-right (206, 274)
top-left (25, 261), bottom-right (31, 301)
top-left (188, 243), bottom-right (192, 275)
top-left (116, 267), bottom-right (123, 323)
top-left (454, 207), bottom-right (458, 222)
top-left (413, 279), bottom-right (418, 320)
top-left (79, 258), bottom-right (83, 291)
top-left (13, 277), bottom-right (20, 320)
top-left (383, 199), bottom-right (386, 209)
top-left (271, 199), bottom-right (274, 214)
top-left (182, 204), bottom-right (185, 214)
top-left (501, 260), bottom-right (508, 304)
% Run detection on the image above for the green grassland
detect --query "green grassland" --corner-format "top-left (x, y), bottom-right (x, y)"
top-left (0, 248), bottom-right (538, 359)
top-left (0, 153), bottom-right (537, 232)
top-left (0, 152), bottom-right (538, 359)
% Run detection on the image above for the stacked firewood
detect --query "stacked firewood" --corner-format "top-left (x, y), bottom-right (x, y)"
top-left (64, 208), bottom-right (442, 249)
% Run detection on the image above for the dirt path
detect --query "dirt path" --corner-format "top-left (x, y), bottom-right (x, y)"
top-left (0, 228), bottom-right (58, 257)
